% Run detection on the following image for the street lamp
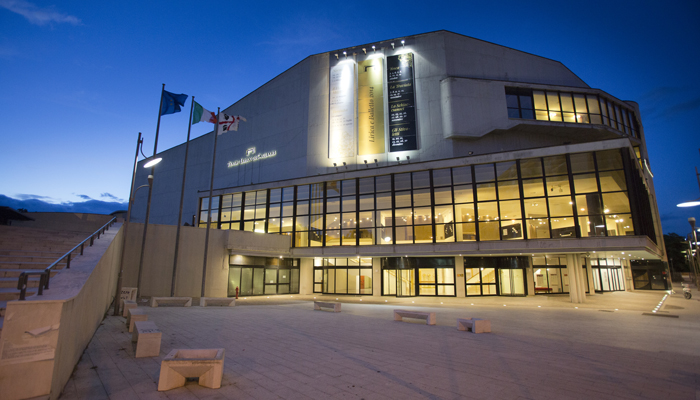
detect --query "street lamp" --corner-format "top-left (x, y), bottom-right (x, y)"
top-left (113, 133), bottom-right (156, 315)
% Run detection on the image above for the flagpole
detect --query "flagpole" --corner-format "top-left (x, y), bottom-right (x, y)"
top-left (201, 108), bottom-right (220, 298)
top-left (137, 83), bottom-right (165, 300)
top-left (170, 96), bottom-right (195, 296)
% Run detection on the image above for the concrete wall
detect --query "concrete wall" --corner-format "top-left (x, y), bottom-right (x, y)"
top-left (0, 222), bottom-right (122, 400)
top-left (121, 223), bottom-right (230, 298)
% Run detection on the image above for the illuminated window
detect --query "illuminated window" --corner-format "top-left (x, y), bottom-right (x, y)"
top-left (507, 87), bottom-right (640, 138)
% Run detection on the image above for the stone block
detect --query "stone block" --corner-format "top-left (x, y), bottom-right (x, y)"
top-left (127, 308), bottom-right (148, 333)
top-left (122, 300), bottom-right (137, 317)
top-left (394, 309), bottom-right (436, 325)
top-left (199, 297), bottom-right (235, 307)
top-left (132, 320), bottom-right (161, 358)
top-left (119, 287), bottom-right (138, 314)
top-left (158, 348), bottom-right (225, 391)
top-left (150, 297), bottom-right (192, 307)
top-left (314, 301), bottom-right (341, 312)
top-left (457, 318), bottom-right (491, 333)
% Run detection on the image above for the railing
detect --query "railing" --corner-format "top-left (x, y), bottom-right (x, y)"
top-left (16, 217), bottom-right (118, 300)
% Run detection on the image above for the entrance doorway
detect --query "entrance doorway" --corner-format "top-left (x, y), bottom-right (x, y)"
top-left (464, 256), bottom-right (527, 296)
top-left (227, 257), bottom-right (300, 297)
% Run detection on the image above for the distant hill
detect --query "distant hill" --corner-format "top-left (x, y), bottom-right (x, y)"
top-left (0, 194), bottom-right (127, 215)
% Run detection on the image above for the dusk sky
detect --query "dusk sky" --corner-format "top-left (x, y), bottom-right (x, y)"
top-left (1, 1), bottom-right (699, 235)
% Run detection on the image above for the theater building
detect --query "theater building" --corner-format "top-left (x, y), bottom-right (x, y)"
top-left (129, 30), bottom-right (667, 303)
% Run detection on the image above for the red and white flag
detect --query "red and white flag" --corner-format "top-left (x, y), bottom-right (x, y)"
top-left (217, 113), bottom-right (247, 135)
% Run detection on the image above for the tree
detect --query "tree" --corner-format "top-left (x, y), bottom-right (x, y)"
top-left (664, 233), bottom-right (690, 272)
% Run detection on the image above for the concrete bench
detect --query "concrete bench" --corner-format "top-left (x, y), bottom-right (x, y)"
top-left (132, 320), bottom-right (161, 358)
top-left (457, 318), bottom-right (491, 333)
top-left (158, 348), bottom-right (225, 391)
top-left (122, 300), bottom-right (137, 317)
top-left (150, 297), bottom-right (192, 307)
top-left (314, 301), bottom-right (341, 312)
top-left (199, 297), bottom-right (235, 307)
top-left (394, 309), bottom-right (436, 325)
top-left (127, 308), bottom-right (148, 333)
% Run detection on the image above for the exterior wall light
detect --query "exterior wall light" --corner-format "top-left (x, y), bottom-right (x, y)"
top-left (372, 45), bottom-right (376, 52)
top-left (391, 43), bottom-right (395, 49)
top-left (401, 40), bottom-right (405, 46)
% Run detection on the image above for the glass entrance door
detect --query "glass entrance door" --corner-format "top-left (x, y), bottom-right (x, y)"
top-left (499, 269), bottom-right (525, 296)
top-left (396, 269), bottom-right (415, 297)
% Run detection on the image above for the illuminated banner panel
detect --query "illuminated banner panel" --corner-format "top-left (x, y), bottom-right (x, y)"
top-left (387, 53), bottom-right (417, 152)
top-left (358, 57), bottom-right (385, 155)
top-left (329, 61), bottom-right (356, 159)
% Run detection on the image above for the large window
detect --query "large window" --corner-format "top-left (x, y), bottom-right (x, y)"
top-left (505, 87), bottom-right (640, 139)
top-left (200, 149), bottom-right (640, 246)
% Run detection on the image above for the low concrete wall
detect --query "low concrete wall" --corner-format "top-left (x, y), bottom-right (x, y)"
top-left (0, 222), bottom-right (123, 400)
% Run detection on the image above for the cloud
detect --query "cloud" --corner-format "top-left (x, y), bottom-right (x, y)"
top-left (14, 193), bottom-right (54, 201)
top-left (663, 97), bottom-right (700, 118)
top-left (100, 193), bottom-right (120, 201)
top-left (76, 194), bottom-right (92, 200)
top-left (0, 194), bottom-right (126, 214)
top-left (639, 86), bottom-right (700, 121)
top-left (0, 0), bottom-right (81, 26)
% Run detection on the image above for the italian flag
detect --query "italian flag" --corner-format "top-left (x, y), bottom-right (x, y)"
top-left (193, 101), bottom-right (216, 124)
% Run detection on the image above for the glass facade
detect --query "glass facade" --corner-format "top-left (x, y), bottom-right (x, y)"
top-left (200, 149), bottom-right (639, 247)
top-left (505, 87), bottom-right (640, 139)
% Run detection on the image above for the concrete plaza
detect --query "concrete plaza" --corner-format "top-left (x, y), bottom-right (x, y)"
top-left (60, 286), bottom-right (700, 400)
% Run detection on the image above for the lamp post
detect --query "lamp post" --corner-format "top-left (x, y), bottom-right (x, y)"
top-left (689, 218), bottom-right (700, 288)
top-left (113, 133), bottom-right (158, 315)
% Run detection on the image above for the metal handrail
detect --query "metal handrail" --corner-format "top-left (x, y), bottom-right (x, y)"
top-left (17, 217), bottom-right (118, 300)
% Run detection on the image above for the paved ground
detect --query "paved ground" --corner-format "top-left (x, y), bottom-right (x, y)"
top-left (60, 285), bottom-right (700, 400)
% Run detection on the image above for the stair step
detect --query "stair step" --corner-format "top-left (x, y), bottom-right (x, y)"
top-left (0, 277), bottom-right (41, 288)
top-left (0, 261), bottom-right (67, 269)
top-left (0, 269), bottom-right (60, 278)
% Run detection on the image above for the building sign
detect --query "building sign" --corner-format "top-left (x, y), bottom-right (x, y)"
top-left (387, 53), bottom-right (417, 152)
top-left (227, 147), bottom-right (276, 168)
top-left (358, 57), bottom-right (385, 155)
top-left (329, 61), bottom-right (356, 159)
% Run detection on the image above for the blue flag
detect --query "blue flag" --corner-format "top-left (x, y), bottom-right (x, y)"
top-left (160, 90), bottom-right (188, 116)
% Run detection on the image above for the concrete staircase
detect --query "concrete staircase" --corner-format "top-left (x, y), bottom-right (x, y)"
top-left (0, 226), bottom-right (93, 333)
